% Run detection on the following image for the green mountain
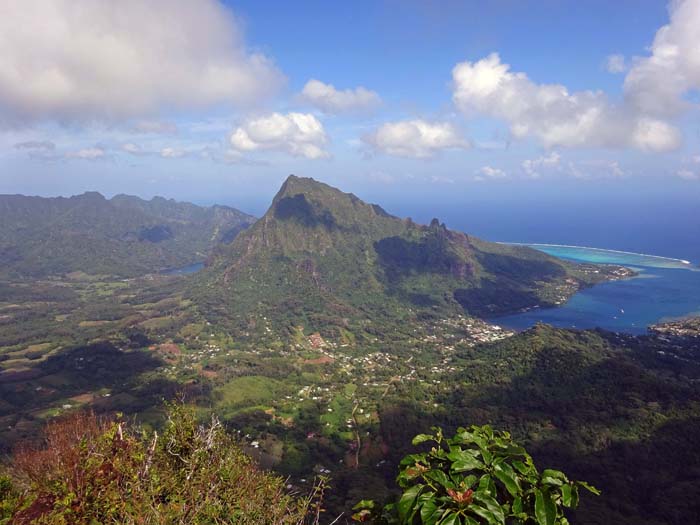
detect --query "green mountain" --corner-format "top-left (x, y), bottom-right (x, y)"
top-left (193, 175), bottom-right (619, 335)
top-left (0, 192), bottom-right (254, 278)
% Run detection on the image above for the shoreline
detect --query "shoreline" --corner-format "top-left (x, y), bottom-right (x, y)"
top-left (500, 242), bottom-right (692, 266)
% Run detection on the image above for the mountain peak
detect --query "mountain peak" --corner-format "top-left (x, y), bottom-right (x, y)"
top-left (196, 176), bottom-right (602, 332)
top-left (73, 191), bottom-right (106, 202)
top-left (266, 176), bottom-right (394, 230)
top-left (275, 175), bottom-right (339, 201)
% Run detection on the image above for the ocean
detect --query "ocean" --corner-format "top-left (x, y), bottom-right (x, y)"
top-left (492, 244), bottom-right (700, 334)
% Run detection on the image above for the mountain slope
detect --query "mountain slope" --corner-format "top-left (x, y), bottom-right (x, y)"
top-left (193, 176), bottom-right (614, 335)
top-left (0, 192), bottom-right (255, 278)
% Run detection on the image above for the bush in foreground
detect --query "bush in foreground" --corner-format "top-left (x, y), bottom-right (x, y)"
top-left (0, 404), bottom-right (323, 524)
top-left (353, 426), bottom-right (598, 524)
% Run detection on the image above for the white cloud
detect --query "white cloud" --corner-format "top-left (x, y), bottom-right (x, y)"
top-left (229, 112), bottom-right (329, 159)
top-left (160, 147), bottom-right (186, 159)
top-left (623, 0), bottom-right (700, 118)
top-left (121, 143), bottom-right (149, 156)
top-left (677, 169), bottom-right (698, 180)
top-left (569, 160), bottom-right (626, 179)
top-left (300, 79), bottom-right (381, 114)
top-left (0, 0), bottom-right (283, 125)
top-left (475, 166), bottom-right (507, 181)
top-left (66, 147), bottom-right (106, 160)
top-left (608, 161), bottom-right (624, 178)
top-left (605, 54), bottom-right (627, 74)
top-left (430, 175), bottom-right (455, 184)
top-left (452, 53), bottom-right (680, 152)
top-left (522, 152), bottom-right (561, 178)
top-left (364, 119), bottom-right (468, 158)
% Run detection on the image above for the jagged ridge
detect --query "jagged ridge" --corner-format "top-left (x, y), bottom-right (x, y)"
top-left (193, 176), bottom-right (606, 336)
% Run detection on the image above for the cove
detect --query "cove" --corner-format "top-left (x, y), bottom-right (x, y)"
top-left (493, 244), bottom-right (700, 334)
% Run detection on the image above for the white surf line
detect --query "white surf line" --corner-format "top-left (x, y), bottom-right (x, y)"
top-left (500, 242), bottom-right (692, 266)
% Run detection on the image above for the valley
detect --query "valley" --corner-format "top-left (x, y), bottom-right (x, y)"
top-left (1, 177), bottom-right (699, 523)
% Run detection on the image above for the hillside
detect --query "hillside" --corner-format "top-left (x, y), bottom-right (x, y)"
top-left (0, 192), bottom-right (254, 278)
top-left (371, 324), bottom-right (700, 525)
top-left (192, 175), bottom-right (621, 336)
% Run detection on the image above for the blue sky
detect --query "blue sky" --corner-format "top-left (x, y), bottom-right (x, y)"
top-left (0, 0), bottom-right (699, 222)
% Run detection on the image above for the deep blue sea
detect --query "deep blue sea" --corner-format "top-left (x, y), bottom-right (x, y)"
top-left (492, 245), bottom-right (700, 334)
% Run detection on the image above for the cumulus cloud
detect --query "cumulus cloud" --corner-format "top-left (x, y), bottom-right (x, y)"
top-left (160, 147), bottom-right (186, 159)
top-left (121, 143), bottom-right (149, 156)
top-left (300, 79), bottom-right (381, 114)
top-left (569, 160), bottom-right (626, 179)
top-left (452, 53), bottom-right (680, 152)
top-left (522, 152), bottom-right (561, 178)
top-left (475, 166), bottom-right (507, 181)
top-left (14, 140), bottom-right (55, 150)
top-left (364, 119), bottom-right (468, 158)
top-left (229, 112), bottom-right (329, 159)
top-left (676, 155), bottom-right (700, 180)
top-left (66, 147), bottom-right (107, 160)
top-left (606, 54), bottom-right (627, 74)
top-left (623, 0), bottom-right (700, 118)
top-left (0, 0), bottom-right (284, 125)
top-left (677, 169), bottom-right (698, 180)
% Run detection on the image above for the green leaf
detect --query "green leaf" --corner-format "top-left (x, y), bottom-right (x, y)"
top-left (438, 511), bottom-right (461, 525)
top-left (413, 433), bottom-right (434, 446)
top-left (478, 474), bottom-right (496, 496)
top-left (493, 463), bottom-right (521, 497)
top-left (560, 484), bottom-right (573, 507)
top-left (474, 492), bottom-right (506, 524)
top-left (397, 485), bottom-right (424, 521)
top-left (541, 469), bottom-right (567, 486)
top-left (352, 499), bottom-right (375, 510)
top-left (469, 503), bottom-right (499, 524)
top-left (419, 498), bottom-right (442, 525)
top-left (534, 489), bottom-right (556, 525)
top-left (424, 469), bottom-right (455, 490)
top-left (577, 481), bottom-right (601, 496)
top-left (512, 460), bottom-right (531, 476)
top-left (542, 469), bottom-right (567, 481)
top-left (511, 496), bottom-right (523, 514)
top-left (541, 476), bottom-right (563, 487)
top-left (449, 450), bottom-right (484, 472)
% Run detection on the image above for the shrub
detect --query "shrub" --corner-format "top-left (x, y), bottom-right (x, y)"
top-left (4, 404), bottom-right (324, 524)
top-left (353, 425), bottom-right (598, 524)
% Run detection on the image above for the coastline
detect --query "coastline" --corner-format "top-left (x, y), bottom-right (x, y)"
top-left (500, 242), bottom-right (693, 266)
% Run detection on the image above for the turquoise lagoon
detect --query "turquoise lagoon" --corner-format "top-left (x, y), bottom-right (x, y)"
top-left (494, 244), bottom-right (700, 334)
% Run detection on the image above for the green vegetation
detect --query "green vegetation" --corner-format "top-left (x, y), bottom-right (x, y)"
top-left (191, 176), bottom-right (624, 338)
top-left (0, 191), bottom-right (254, 278)
top-left (0, 403), bottom-right (323, 524)
top-left (353, 426), bottom-right (597, 524)
top-left (0, 177), bottom-right (698, 524)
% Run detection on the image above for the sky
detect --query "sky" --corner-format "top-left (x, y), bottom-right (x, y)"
top-left (0, 0), bottom-right (699, 236)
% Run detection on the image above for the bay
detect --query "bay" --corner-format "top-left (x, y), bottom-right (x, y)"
top-left (493, 244), bottom-right (700, 334)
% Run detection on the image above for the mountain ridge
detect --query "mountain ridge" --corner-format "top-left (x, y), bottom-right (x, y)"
top-left (0, 191), bottom-right (255, 278)
top-left (193, 175), bottom-right (621, 337)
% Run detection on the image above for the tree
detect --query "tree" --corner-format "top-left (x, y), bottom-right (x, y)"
top-left (353, 425), bottom-right (598, 524)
